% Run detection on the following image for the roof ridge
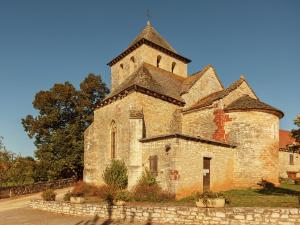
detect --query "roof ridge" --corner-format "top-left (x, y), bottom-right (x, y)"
top-left (225, 95), bottom-right (284, 118)
top-left (183, 77), bottom-right (248, 111)
top-left (128, 22), bottom-right (177, 53)
top-left (189, 64), bottom-right (212, 77)
top-left (181, 64), bottom-right (223, 95)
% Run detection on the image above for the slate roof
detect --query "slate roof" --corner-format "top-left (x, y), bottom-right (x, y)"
top-left (129, 21), bottom-right (177, 53)
top-left (185, 77), bottom-right (246, 111)
top-left (107, 22), bottom-right (191, 66)
top-left (224, 95), bottom-right (284, 118)
top-left (103, 63), bottom-right (185, 104)
top-left (100, 63), bottom-right (283, 119)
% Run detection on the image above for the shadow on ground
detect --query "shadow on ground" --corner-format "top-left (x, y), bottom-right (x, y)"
top-left (257, 180), bottom-right (300, 196)
top-left (74, 215), bottom-right (99, 225)
top-left (257, 186), bottom-right (300, 195)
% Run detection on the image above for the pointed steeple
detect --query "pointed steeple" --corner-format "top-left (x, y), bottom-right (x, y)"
top-left (107, 21), bottom-right (191, 67)
top-left (128, 21), bottom-right (177, 53)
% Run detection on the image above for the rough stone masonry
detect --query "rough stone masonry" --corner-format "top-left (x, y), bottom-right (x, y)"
top-left (31, 200), bottom-right (300, 225)
top-left (83, 21), bottom-right (284, 197)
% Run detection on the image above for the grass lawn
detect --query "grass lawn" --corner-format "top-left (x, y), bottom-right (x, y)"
top-left (84, 183), bottom-right (300, 208)
top-left (221, 183), bottom-right (300, 207)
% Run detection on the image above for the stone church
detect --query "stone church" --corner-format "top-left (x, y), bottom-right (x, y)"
top-left (84, 22), bottom-right (284, 197)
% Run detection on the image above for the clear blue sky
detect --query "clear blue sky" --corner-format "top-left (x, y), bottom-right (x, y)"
top-left (0, 0), bottom-right (299, 156)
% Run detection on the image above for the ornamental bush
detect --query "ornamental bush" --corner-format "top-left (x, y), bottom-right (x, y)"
top-left (132, 170), bottom-right (175, 202)
top-left (103, 160), bottom-right (128, 189)
top-left (115, 190), bottom-right (132, 202)
top-left (96, 185), bottom-right (118, 203)
top-left (71, 181), bottom-right (99, 197)
top-left (42, 189), bottom-right (56, 201)
top-left (63, 191), bottom-right (71, 201)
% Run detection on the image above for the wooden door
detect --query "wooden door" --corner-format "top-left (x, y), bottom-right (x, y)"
top-left (203, 157), bottom-right (211, 192)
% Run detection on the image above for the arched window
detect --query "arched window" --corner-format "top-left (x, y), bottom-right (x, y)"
top-left (171, 62), bottom-right (176, 73)
top-left (156, 55), bottom-right (161, 68)
top-left (110, 121), bottom-right (117, 159)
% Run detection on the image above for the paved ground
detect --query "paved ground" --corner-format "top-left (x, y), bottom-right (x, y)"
top-left (0, 189), bottom-right (165, 225)
top-left (0, 207), bottom-right (156, 225)
top-left (0, 187), bottom-right (71, 212)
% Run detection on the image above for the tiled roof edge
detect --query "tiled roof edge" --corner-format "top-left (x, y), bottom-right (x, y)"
top-left (96, 85), bottom-right (185, 109)
top-left (139, 133), bottom-right (236, 148)
top-left (107, 38), bottom-right (191, 66)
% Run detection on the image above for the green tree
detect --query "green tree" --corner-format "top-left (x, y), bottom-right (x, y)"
top-left (4, 156), bottom-right (36, 186)
top-left (0, 149), bottom-right (36, 187)
top-left (292, 115), bottom-right (300, 142)
top-left (291, 115), bottom-right (300, 151)
top-left (22, 74), bottom-right (109, 180)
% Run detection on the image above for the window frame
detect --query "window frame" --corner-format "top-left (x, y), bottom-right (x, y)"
top-left (149, 155), bottom-right (158, 176)
top-left (289, 154), bottom-right (294, 165)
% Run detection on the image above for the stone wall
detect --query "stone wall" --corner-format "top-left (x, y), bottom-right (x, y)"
top-left (181, 108), bottom-right (217, 139)
top-left (175, 139), bottom-right (235, 196)
top-left (225, 111), bottom-right (280, 187)
top-left (182, 67), bottom-right (223, 107)
top-left (279, 151), bottom-right (300, 178)
top-left (84, 92), bottom-right (179, 186)
top-left (30, 200), bottom-right (300, 225)
top-left (84, 94), bottom-right (136, 185)
top-left (0, 178), bottom-right (75, 199)
top-left (110, 44), bottom-right (188, 91)
top-left (141, 137), bottom-right (235, 197)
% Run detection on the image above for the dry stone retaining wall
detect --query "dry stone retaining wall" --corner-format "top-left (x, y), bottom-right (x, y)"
top-left (0, 178), bottom-right (75, 199)
top-left (30, 200), bottom-right (300, 225)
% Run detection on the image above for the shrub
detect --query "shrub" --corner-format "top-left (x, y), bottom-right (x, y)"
top-left (71, 181), bottom-right (99, 197)
top-left (63, 191), bottom-right (71, 201)
top-left (42, 189), bottom-right (56, 201)
top-left (138, 169), bottom-right (158, 186)
top-left (193, 191), bottom-right (224, 200)
top-left (115, 190), bottom-right (132, 202)
top-left (132, 170), bottom-right (175, 202)
top-left (96, 185), bottom-right (117, 203)
top-left (157, 190), bottom-right (176, 201)
top-left (133, 183), bottom-right (161, 202)
top-left (103, 160), bottom-right (128, 189)
top-left (70, 181), bottom-right (85, 197)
